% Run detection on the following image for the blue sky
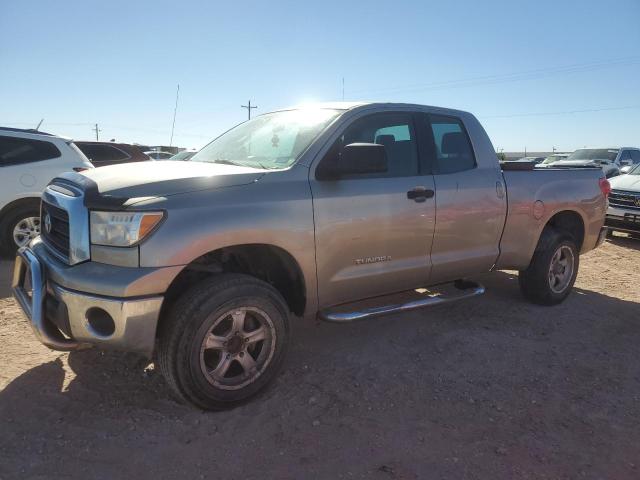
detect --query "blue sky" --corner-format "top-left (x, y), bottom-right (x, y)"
top-left (1, 0), bottom-right (639, 151)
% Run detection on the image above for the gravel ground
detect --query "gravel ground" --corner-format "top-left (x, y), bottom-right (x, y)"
top-left (1, 236), bottom-right (639, 480)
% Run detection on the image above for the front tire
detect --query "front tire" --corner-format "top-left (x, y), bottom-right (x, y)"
top-left (157, 274), bottom-right (290, 410)
top-left (0, 201), bottom-right (41, 256)
top-left (518, 228), bottom-right (579, 306)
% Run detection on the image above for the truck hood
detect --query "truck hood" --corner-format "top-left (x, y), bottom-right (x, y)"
top-left (609, 174), bottom-right (640, 191)
top-left (57, 160), bottom-right (265, 208)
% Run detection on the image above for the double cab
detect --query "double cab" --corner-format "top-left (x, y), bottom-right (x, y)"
top-left (12, 102), bottom-right (609, 409)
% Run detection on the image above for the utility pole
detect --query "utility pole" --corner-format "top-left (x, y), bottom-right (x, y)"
top-left (93, 123), bottom-right (101, 141)
top-left (170, 84), bottom-right (180, 147)
top-left (342, 77), bottom-right (345, 101)
top-left (241, 100), bottom-right (257, 120)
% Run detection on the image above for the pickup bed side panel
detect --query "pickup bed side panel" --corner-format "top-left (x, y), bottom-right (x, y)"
top-left (497, 169), bottom-right (607, 270)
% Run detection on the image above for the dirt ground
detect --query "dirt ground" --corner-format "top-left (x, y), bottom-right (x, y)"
top-left (1, 236), bottom-right (639, 480)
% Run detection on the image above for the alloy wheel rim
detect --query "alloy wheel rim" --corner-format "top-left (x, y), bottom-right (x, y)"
top-left (199, 306), bottom-right (276, 390)
top-left (548, 245), bottom-right (575, 294)
top-left (13, 216), bottom-right (41, 248)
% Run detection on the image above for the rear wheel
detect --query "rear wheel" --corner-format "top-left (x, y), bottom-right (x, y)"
top-left (157, 274), bottom-right (290, 410)
top-left (0, 202), bottom-right (41, 256)
top-left (518, 228), bottom-right (579, 305)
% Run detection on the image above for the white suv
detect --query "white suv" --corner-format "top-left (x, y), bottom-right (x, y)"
top-left (0, 128), bottom-right (93, 254)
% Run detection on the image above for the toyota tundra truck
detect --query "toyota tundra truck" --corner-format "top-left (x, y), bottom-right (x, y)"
top-left (12, 102), bottom-right (609, 409)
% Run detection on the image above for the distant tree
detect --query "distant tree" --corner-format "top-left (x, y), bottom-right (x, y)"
top-left (496, 151), bottom-right (506, 161)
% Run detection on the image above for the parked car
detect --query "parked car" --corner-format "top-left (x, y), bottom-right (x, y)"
top-left (512, 156), bottom-right (546, 164)
top-left (540, 148), bottom-right (639, 178)
top-left (75, 141), bottom-right (150, 167)
top-left (168, 150), bottom-right (198, 161)
top-left (0, 127), bottom-right (93, 254)
top-left (144, 150), bottom-right (174, 160)
top-left (12, 102), bottom-right (608, 410)
top-left (606, 163), bottom-right (640, 237)
top-left (541, 153), bottom-right (570, 164)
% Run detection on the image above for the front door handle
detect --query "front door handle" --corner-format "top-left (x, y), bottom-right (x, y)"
top-left (407, 187), bottom-right (435, 202)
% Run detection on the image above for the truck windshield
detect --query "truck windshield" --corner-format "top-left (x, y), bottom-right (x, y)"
top-left (629, 163), bottom-right (640, 175)
top-left (566, 149), bottom-right (618, 162)
top-left (190, 109), bottom-right (340, 170)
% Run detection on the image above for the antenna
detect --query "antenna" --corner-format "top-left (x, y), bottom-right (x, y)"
top-left (35, 119), bottom-right (44, 131)
top-left (342, 77), bottom-right (345, 100)
top-left (170, 84), bottom-right (180, 147)
top-left (241, 100), bottom-right (258, 120)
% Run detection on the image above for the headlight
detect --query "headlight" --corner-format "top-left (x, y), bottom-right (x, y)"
top-left (90, 211), bottom-right (164, 247)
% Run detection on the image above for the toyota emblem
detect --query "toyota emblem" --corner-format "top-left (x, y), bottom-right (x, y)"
top-left (44, 213), bottom-right (52, 234)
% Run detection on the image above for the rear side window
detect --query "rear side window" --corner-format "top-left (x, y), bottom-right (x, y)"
top-left (0, 136), bottom-right (61, 166)
top-left (337, 113), bottom-right (419, 177)
top-left (428, 115), bottom-right (476, 174)
top-left (78, 144), bottom-right (130, 163)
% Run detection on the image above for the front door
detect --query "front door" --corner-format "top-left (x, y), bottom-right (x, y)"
top-left (310, 112), bottom-right (436, 308)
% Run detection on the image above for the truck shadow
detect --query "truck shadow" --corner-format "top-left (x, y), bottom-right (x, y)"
top-left (607, 234), bottom-right (640, 251)
top-left (1, 270), bottom-right (639, 477)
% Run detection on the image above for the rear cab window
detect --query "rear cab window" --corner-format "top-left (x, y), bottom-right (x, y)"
top-left (426, 114), bottom-right (476, 174)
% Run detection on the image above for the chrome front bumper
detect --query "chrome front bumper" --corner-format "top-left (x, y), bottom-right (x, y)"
top-left (12, 247), bottom-right (163, 357)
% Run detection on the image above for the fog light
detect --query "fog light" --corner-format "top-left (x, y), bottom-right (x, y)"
top-left (86, 307), bottom-right (115, 337)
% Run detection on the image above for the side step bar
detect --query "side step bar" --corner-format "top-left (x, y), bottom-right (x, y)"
top-left (319, 280), bottom-right (485, 323)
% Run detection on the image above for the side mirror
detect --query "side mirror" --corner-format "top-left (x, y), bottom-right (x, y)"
top-left (317, 143), bottom-right (388, 180)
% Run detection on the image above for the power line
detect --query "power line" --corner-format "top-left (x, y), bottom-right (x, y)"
top-left (347, 56), bottom-right (640, 97)
top-left (481, 105), bottom-right (640, 119)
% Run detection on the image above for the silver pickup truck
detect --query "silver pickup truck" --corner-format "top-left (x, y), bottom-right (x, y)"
top-left (12, 102), bottom-right (609, 409)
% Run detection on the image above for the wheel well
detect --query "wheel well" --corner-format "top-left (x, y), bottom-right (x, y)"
top-left (161, 244), bottom-right (307, 319)
top-left (545, 210), bottom-right (585, 250)
top-left (0, 197), bottom-right (40, 221)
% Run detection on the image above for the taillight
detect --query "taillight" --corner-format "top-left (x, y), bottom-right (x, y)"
top-left (73, 167), bottom-right (88, 172)
top-left (599, 177), bottom-right (611, 197)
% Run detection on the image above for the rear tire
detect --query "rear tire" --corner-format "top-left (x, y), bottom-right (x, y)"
top-left (518, 227), bottom-right (579, 306)
top-left (0, 201), bottom-right (41, 256)
top-left (157, 274), bottom-right (290, 410)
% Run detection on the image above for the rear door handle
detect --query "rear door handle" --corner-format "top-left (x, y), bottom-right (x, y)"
top-left (407, 187), bottom-right (435, 202)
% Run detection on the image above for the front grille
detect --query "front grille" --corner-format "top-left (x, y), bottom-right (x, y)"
top-left (609, 190), bottom-right (640, 210)
top-left (41, 201), bottom-right (70, 259)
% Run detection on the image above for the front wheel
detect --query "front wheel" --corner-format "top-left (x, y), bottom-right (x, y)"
top-left (157, 274), bottom-right (290, 410)
top-left (0, 202), bottom-right (41, 256)
top-left (518, 228), bottom-right (579, 306)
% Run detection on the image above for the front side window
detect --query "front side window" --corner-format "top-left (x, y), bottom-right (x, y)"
top-left (428, 115), bottom-right (476, 174)
top-left (191, 109), bottom-right (340, 170)
top-left (629, 150), bottom-right (640, 164)
top-left (334, 113), bottom-right (418, 177)
top-left (0, 136), bottom-right (61, 166)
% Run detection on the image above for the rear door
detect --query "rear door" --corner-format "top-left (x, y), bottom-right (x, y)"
top-left (416, 113), bottom-right (507, 283)
top-left (310, 111), bottom-right (436, 307)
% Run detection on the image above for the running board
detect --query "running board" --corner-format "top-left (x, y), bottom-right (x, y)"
top-left (319, 280), bottom-right (485, 323)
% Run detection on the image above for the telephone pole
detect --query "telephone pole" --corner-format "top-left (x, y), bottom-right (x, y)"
top-left (241, 100), bottom-right (257, 120)
top-left (93, 123), bottom-right (101, 141)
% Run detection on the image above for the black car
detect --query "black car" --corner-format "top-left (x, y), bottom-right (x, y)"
top-left (75, 141), bottom-right (151, 167)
